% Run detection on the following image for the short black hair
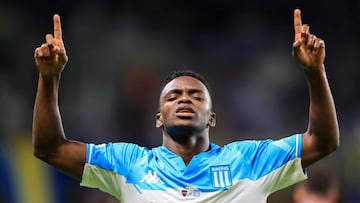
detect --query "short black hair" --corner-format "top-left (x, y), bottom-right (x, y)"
top-left (160, 70), bottom-right (212, 95)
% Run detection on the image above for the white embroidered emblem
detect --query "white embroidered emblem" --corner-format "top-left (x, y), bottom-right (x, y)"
top-left (140, 170), bottom-right (164, 184)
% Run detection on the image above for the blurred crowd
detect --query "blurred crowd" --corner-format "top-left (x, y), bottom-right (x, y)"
top-left (1, 1), bottom-right (359, 202)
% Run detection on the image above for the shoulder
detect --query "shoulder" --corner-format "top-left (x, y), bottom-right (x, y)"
top-left (86, 142), bottom-right (150, 167)
top-left (223, 134), bottom-right (302, 155)
top-left (88, 142), bottom-right (148, 155)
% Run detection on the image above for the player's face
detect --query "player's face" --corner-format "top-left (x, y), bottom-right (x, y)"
top-left (156, 76), bottom-right (215, 130)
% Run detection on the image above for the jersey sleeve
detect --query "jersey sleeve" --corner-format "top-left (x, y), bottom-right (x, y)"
top-left (255, 133), bottom-right (302, 170)
top-left (226, 133), bottom-right (306, 194)
top-left (255, 134), bottom-right (306, 193)
top-left (80, 142), bottom-right (146, 200)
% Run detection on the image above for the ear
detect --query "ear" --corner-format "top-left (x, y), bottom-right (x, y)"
top-left (156, 112), bottom-right (163, 128)
top-left (208, 112), bottom-right (216, 127)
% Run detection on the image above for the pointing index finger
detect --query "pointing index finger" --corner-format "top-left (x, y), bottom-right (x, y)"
top-left (53, 14), bottom-right (62, 40)
top-left (294, 9), bottom-right (302, 40)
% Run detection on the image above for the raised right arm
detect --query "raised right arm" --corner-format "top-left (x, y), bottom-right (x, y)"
top-left (33, 14), bottom-right (86, 179)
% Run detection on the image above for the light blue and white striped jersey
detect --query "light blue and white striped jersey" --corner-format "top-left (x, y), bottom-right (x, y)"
top-left (81, 134), bottom-right (306, 202)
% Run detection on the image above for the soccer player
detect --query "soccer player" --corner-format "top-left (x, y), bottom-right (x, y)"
top-left (32, 9), bottom-right (339, 202)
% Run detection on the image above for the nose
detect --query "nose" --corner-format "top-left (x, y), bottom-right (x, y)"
top-left (178, 94), bottom-right (191, 103)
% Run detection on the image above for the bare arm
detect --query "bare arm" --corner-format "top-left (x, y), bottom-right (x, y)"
top-left (33, 14), bottom-right (86, 179)
top-left (292, 9), bottom-right (339, 168)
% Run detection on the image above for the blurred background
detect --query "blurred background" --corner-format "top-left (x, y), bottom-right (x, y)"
top-left (0, 0), bottom-right (359, 202)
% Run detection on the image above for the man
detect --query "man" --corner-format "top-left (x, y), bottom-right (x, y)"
top-left (33, 9), bottom-right (339, 202)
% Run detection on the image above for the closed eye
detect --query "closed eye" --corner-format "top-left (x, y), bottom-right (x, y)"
top-left (193, 96), bottom-right (204, 101)
top-left (191, 92), bottom-right (205, 101)
top-left (166, 93), bottom-right (179, 101)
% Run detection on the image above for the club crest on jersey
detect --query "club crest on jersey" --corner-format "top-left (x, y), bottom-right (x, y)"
top-left (210, 165), bottom-right (232, 188)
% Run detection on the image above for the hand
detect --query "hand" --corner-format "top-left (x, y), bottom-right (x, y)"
top-left (34, 14), bottom-right (68, 77)
top-left (292, 9), bottom-right (325, 70)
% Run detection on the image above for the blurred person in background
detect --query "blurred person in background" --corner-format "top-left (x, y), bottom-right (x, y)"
top-left (32, 9), bottom-right (339, 202)
top-left (293, 168), bottom-right (340, 203)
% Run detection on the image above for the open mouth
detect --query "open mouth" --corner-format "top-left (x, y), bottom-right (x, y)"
top-left (175, 106), bottom-right (195, 118)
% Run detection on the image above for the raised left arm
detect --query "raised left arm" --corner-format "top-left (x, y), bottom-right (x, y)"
top-left (292, 9), bottom-right (339, 168)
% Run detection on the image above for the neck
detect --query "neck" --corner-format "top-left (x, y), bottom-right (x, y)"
top-left (162, 127), bottom-right (210, 166)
